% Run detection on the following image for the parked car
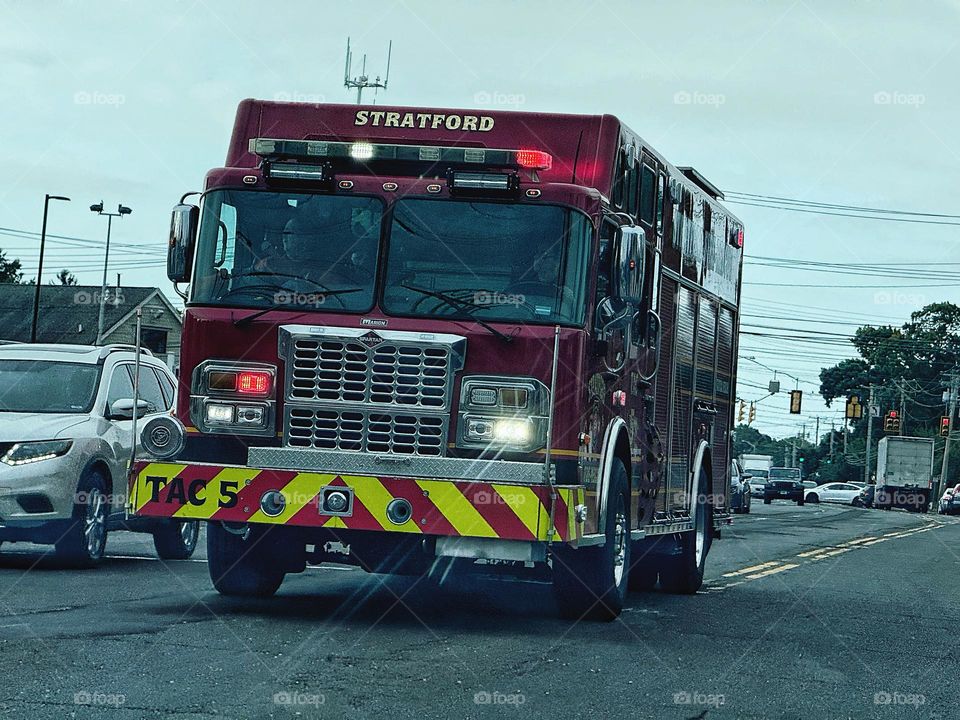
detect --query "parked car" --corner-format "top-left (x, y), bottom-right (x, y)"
top-left (938, 484), bottom-right (960, 515)
top-left (0, 344), bottom-right (199, 565)
top-left (748, 469), bottom-right (769, 497)
top-left (764, 467), bottom-right (805, 505)
top-left (853, 485), bottom-right (875, 508)
top-left (805, 482), bottom-right (862, 505)
top-left (730, 460), bottom-right (752, 514)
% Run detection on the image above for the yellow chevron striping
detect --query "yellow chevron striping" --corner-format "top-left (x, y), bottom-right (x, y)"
top-left (416, 480), bottom-right (498, 538)
top-left (347, 474), bottom-right (420, 534)
top-left (245, 472), bottom-right (337, 525)
top-left (490, 484), bottom-right (542, 538)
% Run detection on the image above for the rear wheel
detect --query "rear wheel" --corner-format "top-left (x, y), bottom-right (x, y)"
top-left (553, 458), bottom-right (630, 621)
top-left (763, 497), bottom-right (772, 505)
top-left (661, 468), bottom-right (712, 594)
top-left (208, 523), bottom-right (285, 597)
top-left (153, 520), bottom-right (200, 560)
top-left (55, 470), bottom-right (109, 567)
top-left (806, 493), bottom-right (818, 504)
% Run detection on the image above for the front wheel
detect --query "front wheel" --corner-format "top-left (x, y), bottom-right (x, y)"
top-left (208, 524), bottom-right (285, 597)
top-left (763, 498), bottom-right (772, 505)
top-left (553, 458), bottom-right (630, 621)
top-left (660, 468), bottom-right (712, 594)
top-left (55, 470), bottom-right (109, 566)
top-left (153, 520), bottom-right (200, 560)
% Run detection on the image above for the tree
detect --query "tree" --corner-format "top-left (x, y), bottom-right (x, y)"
top-left (51, 269), bottom-right (77, 286)
top-left (819, 358), bottom-right (872, 407)
top-left (0, 249), bottom-right (22, 283)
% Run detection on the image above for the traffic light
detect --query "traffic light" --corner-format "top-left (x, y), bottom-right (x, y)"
top-left (883, 410), bottom-right (900, 433)
top-left (737, 399), bottom-right (746, 423)
top-left (941, 416), bottom-right (951, 437)
top-left (789, 390), bottom-right (802, 414)
top-left (748, 402), bottom-right (756, 424)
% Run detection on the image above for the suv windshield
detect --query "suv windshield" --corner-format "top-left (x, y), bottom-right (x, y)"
top-left (191, 190), bottom-right (383, 312)
top-left (769, 468), bottom-right (801, 480)
top-left (0, 360), bottom-right (100, 413)
top-left (383, 199), bottom-right (592, 325)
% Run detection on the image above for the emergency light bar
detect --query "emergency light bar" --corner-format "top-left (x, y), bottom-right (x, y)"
top-left (249, 138), bottom-right (552, 171)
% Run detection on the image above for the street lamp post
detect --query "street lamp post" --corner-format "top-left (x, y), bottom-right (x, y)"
top-left (90, 202), bottom-right (132, 345)
top-left (30, 194), bottom-right (71, 343)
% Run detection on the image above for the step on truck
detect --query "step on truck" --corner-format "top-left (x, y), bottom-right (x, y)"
top-left (874, 436), bottom-right (934, 512)
top-left (129, 100), bottom-right (744, 620)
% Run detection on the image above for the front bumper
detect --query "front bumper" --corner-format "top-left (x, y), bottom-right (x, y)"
top-left (129, 460), bottom-right (583, 545)
top-left (0, 453), bottom-right (82, 527)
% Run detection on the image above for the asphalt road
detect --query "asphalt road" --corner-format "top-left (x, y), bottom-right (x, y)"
top-left (1, 501), bottom-right (958, 719)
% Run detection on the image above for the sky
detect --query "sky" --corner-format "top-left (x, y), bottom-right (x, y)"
top-left (0, 0), bottom-right (957, 440)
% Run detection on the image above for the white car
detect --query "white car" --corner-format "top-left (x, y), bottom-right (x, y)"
top-left (0, 344), bottom-right (199, 565)
top-left (804, 482), bottom-right (862, 505)
top-left (747, 470), bottom-right (768, 497)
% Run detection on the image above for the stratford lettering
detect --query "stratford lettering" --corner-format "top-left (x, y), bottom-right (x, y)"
top-left (354, 110), bottom-right (494, 132)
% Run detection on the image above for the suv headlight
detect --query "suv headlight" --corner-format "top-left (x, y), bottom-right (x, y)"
top-left (457, 376), bottom-right (549, 452)
top-left (1, 440), bottom-right (73, 466)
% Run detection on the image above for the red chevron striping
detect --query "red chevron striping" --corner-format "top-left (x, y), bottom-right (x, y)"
top-left (459, 483), bottom-right (535, 541)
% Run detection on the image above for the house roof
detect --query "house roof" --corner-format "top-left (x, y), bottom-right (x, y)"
top-left (0, 284), bottom-right (180, 345)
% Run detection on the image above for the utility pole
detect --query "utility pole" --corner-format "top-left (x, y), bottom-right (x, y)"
top-left (814, 417), bottom-right (820, 446)
top-left (865, 385), bottom-right (876, 484)
top-left (829, 422), bottom-right (835, 456)
top-left (938, 373), bottom-right (959, 502)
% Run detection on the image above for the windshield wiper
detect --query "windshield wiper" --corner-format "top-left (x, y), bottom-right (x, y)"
top-left (233, 287), bottom-right (363, 327)
top-left (401, 284), bottom-right (513, 344)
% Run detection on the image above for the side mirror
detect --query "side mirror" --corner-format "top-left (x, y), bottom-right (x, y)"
top-left (167, 203), bottom-right (199, 283)
top-left (109, 398), bottom-right (152, 421)
top-left (610, 226), bottom-right (644, 304)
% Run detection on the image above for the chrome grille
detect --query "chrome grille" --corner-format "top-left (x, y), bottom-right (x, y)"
top-left (287, 407), bottom-right (446, 456)
top-left (290, 339), bottom-right (451, 408)
top-left (279, 326), bottom-right (466, 457)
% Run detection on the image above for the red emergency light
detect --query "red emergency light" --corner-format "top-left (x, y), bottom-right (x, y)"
top-left (515, 149), bottom-right (553, 171)
top-left (237, 371), bottom-right (272, 395)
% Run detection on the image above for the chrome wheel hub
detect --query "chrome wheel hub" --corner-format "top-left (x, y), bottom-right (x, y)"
top-left (612, 508), bottom-right (628, 587)
top-left (84, 489), bottom-right (107, 558)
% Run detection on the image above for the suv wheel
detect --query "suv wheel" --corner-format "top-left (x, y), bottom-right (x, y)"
top-left (153, 520), bottom-right (200, 560)
top-left (56, 470), bottom-right (109, 566)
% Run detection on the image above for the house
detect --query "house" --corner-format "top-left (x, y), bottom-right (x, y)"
top-left (0, 284), bottom-right (182, 368)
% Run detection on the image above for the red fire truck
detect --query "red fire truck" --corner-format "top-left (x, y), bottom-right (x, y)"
top-left (131, 100), bottom-right (743, 620)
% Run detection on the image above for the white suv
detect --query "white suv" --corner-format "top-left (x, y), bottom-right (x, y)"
top-left (0, 344), bottom-right (199, 565)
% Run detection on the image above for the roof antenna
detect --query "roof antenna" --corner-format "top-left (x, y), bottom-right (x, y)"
top-left (344, 38), bottom-right (392, 104)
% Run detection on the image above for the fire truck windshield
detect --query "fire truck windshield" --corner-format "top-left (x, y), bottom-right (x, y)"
top-left (191, 189), bottom-right (383, 312)
top-left (191, 190), bottom-right (592, 325)
top-left (383, 199), bottom-right (592, 325)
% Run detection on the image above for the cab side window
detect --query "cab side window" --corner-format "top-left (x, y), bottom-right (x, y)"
top-left (156, 369), bottom-right (176, 410)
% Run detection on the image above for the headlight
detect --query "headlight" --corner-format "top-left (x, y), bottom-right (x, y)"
top-left (1, 440), bottom-right (73, 466)
top-left (458, 376), bottom-right (548, 452)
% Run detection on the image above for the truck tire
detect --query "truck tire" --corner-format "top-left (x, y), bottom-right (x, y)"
top-left (763, 497), bottom-right (771, 505)
top-left (55, 469), bottom-right (109, 567)
top-left (208, 523), bottom-right (285, 597)
top-left (553, 458), bottom-right (630, 621)
top-left (152, 520), bottom-right (200, 560)
top-left (661, 468), bottom-right (712, 594)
